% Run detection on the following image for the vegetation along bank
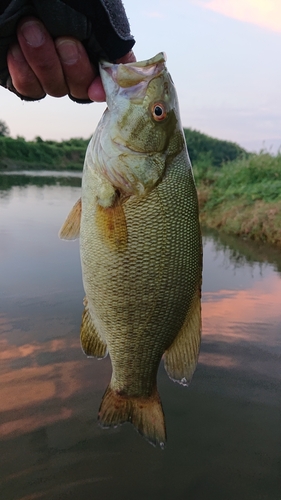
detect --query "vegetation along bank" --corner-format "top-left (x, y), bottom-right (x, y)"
top-left (0, 120), bottom-right (280, 246)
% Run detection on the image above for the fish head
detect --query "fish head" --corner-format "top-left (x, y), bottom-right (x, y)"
top-left (93, 53), bottom-right (185, 198)
top-left (100, 52), bottom-right (182, 154)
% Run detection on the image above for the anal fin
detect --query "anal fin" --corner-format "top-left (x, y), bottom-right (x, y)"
top-left (59, 198), bottom-right (81, 240)
top-left (80, 298), bottom-right (107, 359)
top-left (164, 288), bottom-right (201, 386)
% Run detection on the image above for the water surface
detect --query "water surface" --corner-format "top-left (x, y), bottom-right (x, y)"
top-left (0, 172), bottom-right (280, 500)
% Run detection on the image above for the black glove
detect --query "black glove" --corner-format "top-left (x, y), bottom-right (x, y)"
top-left (0, 0), bottom-right (135, 101)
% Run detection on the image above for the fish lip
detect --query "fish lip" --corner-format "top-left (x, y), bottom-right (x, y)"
top-left (100, 52), bottom-right (167, 71)
top-left (99, 52), bottom-right (167, 92)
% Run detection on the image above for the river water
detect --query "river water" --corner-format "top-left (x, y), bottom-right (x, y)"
top-left (0, 172), bottom-right (280, 500)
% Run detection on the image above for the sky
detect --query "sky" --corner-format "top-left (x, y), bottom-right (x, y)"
top-left (0, 0), bottom-right (280, 152)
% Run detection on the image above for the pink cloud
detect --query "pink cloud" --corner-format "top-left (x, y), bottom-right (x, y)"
top-left (197, 0), bottom-right (281, 32)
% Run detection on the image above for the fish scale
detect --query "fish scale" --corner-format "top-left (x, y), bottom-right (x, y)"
top-left (81, 148), bottom-right (200, 397)
top-left (59, 52), bottom-right (202, 447)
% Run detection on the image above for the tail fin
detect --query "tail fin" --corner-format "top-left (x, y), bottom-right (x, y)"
top-left (98, 385), bottom-right (166, 448)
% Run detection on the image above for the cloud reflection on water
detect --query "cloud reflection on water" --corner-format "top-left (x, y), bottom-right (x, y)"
top-left (202, 272), bottom-right (281, 345)
top-left (1, 269), bottom-right (280, 440)
top-left (0, 307), bottom-right (111, 440)
top-left (1, 174), bottom-right (280, 499)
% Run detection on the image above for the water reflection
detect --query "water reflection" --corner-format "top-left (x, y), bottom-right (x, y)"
top-left (0, 172), bottom-right (280, 500)
top-left (205, 227), bottom-right (281, 274)
top-left (0, 170), bottom-right (81, 197)
top-left (201, 234), bottom-right (281, 403)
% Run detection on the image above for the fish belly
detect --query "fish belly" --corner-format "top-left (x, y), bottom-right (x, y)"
top-left (80, 150), bottom-right (201, 397)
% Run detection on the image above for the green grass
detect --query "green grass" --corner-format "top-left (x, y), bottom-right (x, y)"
top-left (196, 151), bottom-right (281, 246)
top-left (206, 152), bottom-right (281, 207)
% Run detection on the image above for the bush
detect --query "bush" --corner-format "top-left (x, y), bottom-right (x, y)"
top-left (184, 128), bottom-right (247, 167)
top-left (205, 152), bottom-right (281, 208)
top-left (0, 120), bottom-right (10, 137)
top-left (0, 136), bottom-right (88, 170)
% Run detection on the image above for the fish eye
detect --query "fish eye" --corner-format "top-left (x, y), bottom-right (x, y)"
top-left (151, 102), bottom-right (167, 121)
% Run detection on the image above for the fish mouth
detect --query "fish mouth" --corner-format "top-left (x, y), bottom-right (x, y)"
top-left (100, 52), bottom-right (167, 96)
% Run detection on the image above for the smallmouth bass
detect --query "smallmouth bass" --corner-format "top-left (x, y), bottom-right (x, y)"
top-left (59, 53), bottom-right (202, 448)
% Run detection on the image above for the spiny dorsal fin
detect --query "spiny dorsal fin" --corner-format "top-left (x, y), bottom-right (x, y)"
top-left (59, 198), bottom-right (81, 240)
top-left (80, 297), bottom-right (107, 359)
top-left (98, 385), bottom-right (166, 448)
top-left (164, 288), bottom-right (201, 386)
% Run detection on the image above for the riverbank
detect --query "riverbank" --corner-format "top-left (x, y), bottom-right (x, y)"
top-left (195, 151), bottom-right (281, 247)
top-left (1, 132), bottom-right (280, 247)
top-left (0, 136), bottom-right (88, 171)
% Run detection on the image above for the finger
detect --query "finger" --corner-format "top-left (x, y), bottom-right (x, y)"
top-left (87, 76), bottom-right (106, 102)
top-left (17, 17), bottom-right (68, 97)
top-left (55, 38), bottom-right (96, 100)
top-left (7, 43), bottom-right (45, 99)
top-left (87, 51), bottom-right (136, 102)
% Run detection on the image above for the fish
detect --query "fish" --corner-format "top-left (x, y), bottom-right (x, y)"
top-left (59, 52), bottom-right (202, 448)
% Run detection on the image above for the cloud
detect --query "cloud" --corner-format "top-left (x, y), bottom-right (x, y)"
top-left (143, 10), bottom-right (165, 18)
top-left (197, 0), bottom-right (281, 32)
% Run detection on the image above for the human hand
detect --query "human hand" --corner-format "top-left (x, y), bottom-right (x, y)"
top-left (7, 16), bottom-right (136, 102)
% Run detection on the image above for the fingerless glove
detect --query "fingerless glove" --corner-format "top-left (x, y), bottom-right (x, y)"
top-left (0, 0), bottom-right (135, 100)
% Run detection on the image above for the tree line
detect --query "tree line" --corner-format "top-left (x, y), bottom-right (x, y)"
top-left (0, 119), bottom-right (247, 171)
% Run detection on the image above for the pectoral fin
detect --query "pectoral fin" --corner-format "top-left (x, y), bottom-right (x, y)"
top-left (80, 298), bottom-right (107, 359)
top-left (164, 288), bottom-right (201, 386)
top-left (95, 202), bottom-right (127, 251)
top-left (59, 198), bottom-right (81, 240)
